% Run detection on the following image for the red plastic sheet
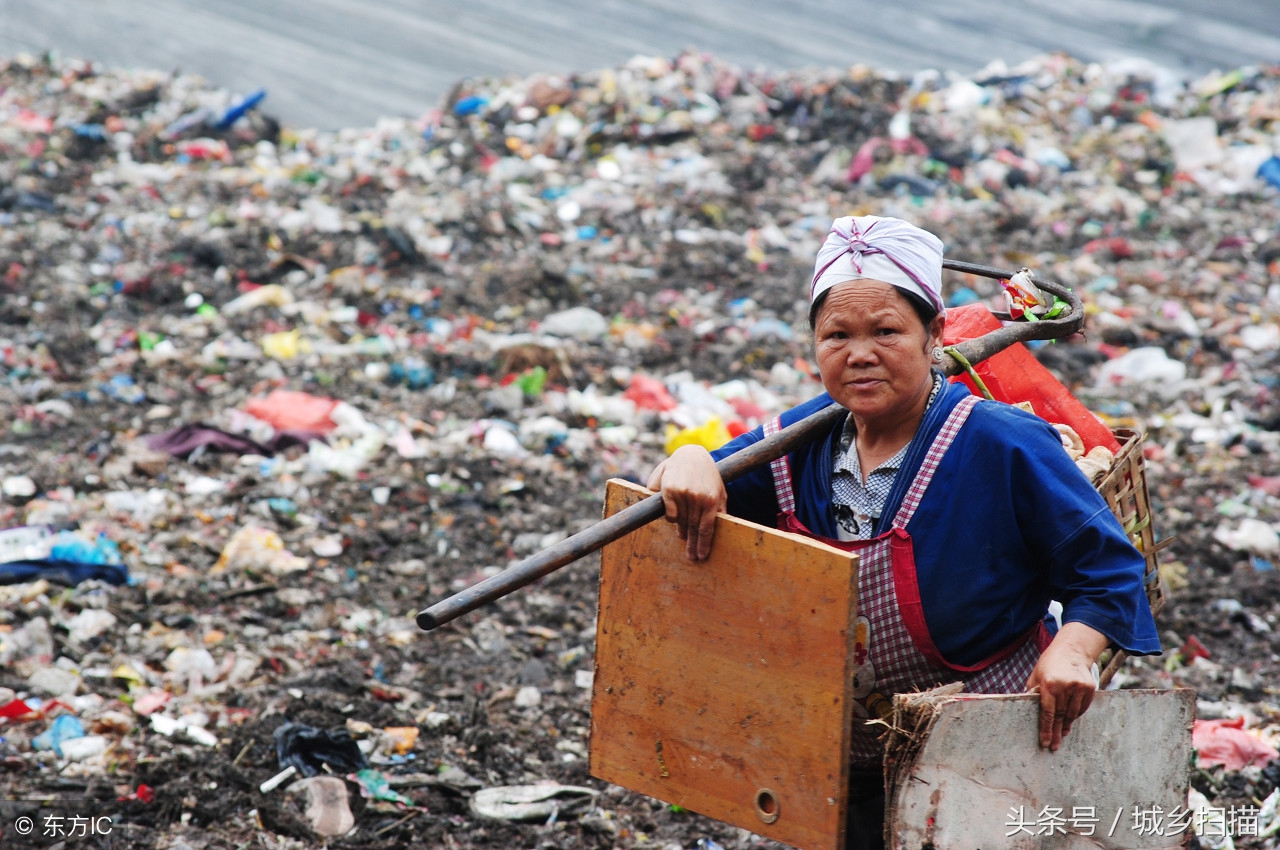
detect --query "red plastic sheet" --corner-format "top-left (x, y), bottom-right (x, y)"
top-left (243, 390), bottom-right (340, 434)
top-left (943, 305), bottom-right (1121, 454)
top-left (622, 375), bottom-right (677, 411)
top-left (0, 698), bottom-right (35, 720)
top-left (1192, 717), bottom-right (1279, 770)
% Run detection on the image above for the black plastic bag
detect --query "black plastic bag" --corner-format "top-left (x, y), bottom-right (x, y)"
top-left (273, 722), bottom-right (369, 778)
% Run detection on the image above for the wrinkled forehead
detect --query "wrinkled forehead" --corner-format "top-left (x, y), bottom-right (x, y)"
top-left (815, 279), bottom-right (915, 316)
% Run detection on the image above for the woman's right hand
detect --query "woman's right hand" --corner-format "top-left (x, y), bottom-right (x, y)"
top-left (646, 445), bottom-right (727, 561)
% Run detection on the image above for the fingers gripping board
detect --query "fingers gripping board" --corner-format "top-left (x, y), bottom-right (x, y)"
top-left (590, 479), bottom-right (860, 850)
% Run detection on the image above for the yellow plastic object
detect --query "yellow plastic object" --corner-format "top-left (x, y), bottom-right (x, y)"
top-left (261, 329), bottom-right (309, 360)
top-left (222, 283), bottom-right (296, 315)
top-left (382, 726), bottom-right (420, 755)
top-left (112, 664), bottom-right (147, 690)
top-left (663, 417), bottom-right (733, 455)
top-left (213, 525), bottom-right (308, 575)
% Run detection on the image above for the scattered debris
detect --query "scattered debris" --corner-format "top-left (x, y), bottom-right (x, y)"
top-left (1, 44), bottom-right (1279, 849)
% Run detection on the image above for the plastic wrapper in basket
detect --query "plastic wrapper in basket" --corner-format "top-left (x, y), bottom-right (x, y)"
top-left (1095, 427), bottom-right (1171, 687)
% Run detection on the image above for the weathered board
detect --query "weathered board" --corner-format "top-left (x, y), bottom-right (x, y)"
top-left (887, 689), bottom-right (1195, 850)
top-left (590, 478), bottom-right (860, 850)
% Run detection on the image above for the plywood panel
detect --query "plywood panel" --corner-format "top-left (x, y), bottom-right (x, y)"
top-left (590, 479), bottom-right (860, 850)
top-left (888, 689), bottom-right (1195, 850)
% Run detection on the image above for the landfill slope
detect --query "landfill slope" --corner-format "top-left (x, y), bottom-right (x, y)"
top-left (1, 51), bottom-right (1279, 849)
top-left (7, 0), bottom-right (1280, 129)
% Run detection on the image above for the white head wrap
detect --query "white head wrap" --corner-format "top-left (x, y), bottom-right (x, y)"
top-left (810, 216), bottom-right (945, 315)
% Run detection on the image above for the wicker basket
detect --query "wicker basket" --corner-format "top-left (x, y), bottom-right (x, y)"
top-left (1095, 427), bottom-right (1171, 686)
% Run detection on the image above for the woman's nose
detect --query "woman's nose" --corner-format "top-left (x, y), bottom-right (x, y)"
top-left (844, 337), bottom-right (878, 364)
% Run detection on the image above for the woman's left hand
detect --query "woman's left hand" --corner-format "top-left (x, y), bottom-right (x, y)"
top-left (1024, 622), bottom-right (1110, 752)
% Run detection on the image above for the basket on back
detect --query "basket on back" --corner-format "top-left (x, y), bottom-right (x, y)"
top-left (1095, 427), bottom-right (1171, 687)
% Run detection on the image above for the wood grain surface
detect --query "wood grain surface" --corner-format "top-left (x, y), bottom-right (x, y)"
top-left (591, 478), bottom-right (860, 850)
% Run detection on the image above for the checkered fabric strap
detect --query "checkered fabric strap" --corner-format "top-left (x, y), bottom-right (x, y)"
top-left (762, 416), bottom-right (797, 515)
top-left (890, 394), bottom-right (981, 529)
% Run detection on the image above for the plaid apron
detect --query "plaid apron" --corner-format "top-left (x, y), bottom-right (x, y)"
top-left (763, 395), bottom-right (1044, 767)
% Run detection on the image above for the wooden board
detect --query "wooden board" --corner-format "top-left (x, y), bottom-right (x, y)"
top-left (590, 479), bottom-right (860, 850)
top-left (887, 689), bottom-right (1195, 850)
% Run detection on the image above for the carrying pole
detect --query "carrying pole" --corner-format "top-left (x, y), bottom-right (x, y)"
top-left (417, 263), bottom-right (1082, 630)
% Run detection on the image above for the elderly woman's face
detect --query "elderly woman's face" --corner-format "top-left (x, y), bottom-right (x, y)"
top-left (813, 280), bottom-right (944, 426)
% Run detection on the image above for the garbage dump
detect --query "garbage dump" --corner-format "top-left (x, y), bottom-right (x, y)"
top-left (1, 48), bottom-right (1279, 848)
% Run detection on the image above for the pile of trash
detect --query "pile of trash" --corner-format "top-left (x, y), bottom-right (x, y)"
top-left (1, 46), bottom-right (1279, 848)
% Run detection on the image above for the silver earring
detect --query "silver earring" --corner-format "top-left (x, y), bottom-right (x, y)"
top-left (932, 346), bottom-right (945, 362)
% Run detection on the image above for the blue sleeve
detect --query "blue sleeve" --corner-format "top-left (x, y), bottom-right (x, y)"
top-left (1007, 412), bottom-right (1162, 656)
top-left (909, 401), bottom-right (1160, 664)
top-left (709, 392), bottom-right (835, 529)
top-left (709, 423), bottom-right (777, 527)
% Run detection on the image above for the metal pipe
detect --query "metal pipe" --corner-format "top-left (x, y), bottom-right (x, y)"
top-left (417, 263), bottom-right (1082, 630)
top-left (416, 401), bottom-right (847, 629)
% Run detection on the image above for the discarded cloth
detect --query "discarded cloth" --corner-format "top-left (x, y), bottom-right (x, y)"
top-left (469, 783), bottom-right (598, 822)
top-left (0, 559), bottom-right (128, 587)
top-left (146, 422), bottom-right (322, 458)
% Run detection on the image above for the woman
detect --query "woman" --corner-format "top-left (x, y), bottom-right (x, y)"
top-left (646, 215), bottom-right (1160, 849)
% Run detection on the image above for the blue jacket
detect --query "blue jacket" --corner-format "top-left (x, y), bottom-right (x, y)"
top-left (711, 378), bottom-right (1162, 666)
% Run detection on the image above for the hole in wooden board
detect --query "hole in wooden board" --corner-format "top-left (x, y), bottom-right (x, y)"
top-left (755, 787), bottom-right (779, 824)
